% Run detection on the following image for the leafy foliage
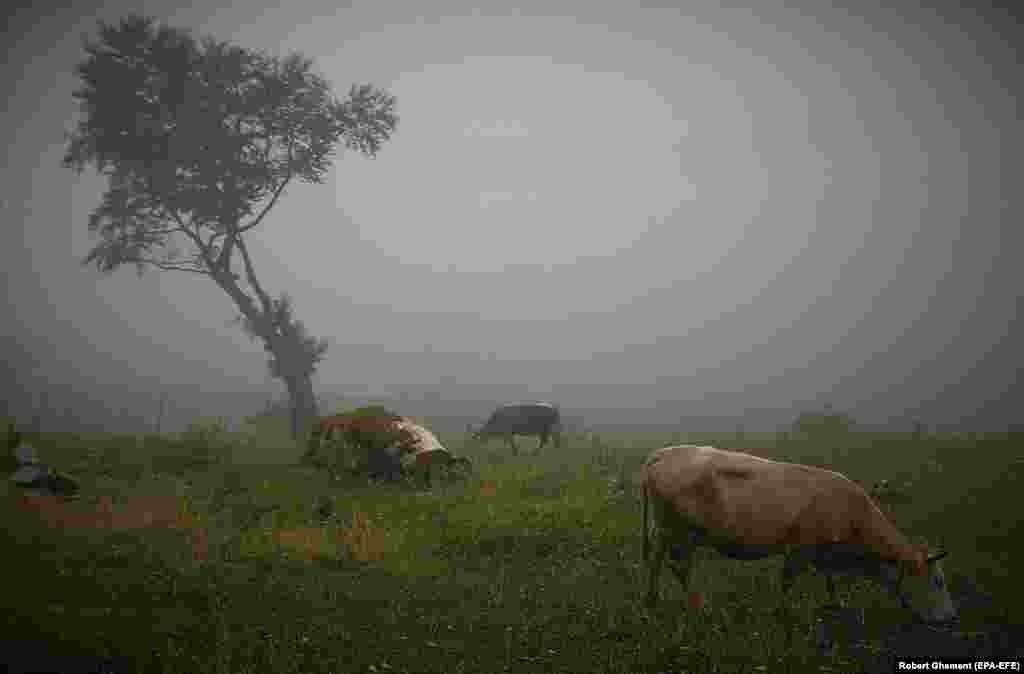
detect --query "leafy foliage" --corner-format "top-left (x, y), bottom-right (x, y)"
top-left (232, 293), bottom-right (328, 380)
top-left (63, 14), bottom-right (399, 279)
top-left (348, 405), bottom-right (400, 419)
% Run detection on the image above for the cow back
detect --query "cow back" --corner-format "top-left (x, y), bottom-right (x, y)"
top-left (643, 444), bottom-right (867, 547)
top-left (483, 404), bottom-right (559, 434)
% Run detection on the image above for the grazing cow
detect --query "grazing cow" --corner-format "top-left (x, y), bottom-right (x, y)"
top-left (473, 403), bottom-right (561, 453)
top-left (641, 445), bottom-right (956, 625)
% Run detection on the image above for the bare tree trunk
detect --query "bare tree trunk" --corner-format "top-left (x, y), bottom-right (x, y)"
top-left (283, 372), bottom-right (318, 444)
top-left (210, 271), bottom-right (323, 447)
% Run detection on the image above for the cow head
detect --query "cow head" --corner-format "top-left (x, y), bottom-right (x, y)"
top-left (881, 546), bottom-right (956, 624)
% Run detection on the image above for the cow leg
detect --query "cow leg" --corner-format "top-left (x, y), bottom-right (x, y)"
top-left (781, 546), bottom-right (814, 594)
top-left (647, 528), bottom-right (699, 608)
top-left (666, 536), bottom-right (696, 594)
top-left (778, 547), bottom-right (814, 625)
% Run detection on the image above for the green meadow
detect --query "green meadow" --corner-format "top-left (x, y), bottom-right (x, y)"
top-left (3, 416), bottom-right (1021, 673)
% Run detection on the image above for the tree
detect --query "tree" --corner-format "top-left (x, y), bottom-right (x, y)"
top-left (62, 14), bottom-right (398, 442)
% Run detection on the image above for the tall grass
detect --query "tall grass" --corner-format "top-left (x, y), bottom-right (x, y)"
top-left (2, 419), bottom-right (1020, 673)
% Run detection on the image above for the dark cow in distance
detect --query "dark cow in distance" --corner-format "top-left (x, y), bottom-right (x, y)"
top-left (473, 403), bottom-right (562, 453)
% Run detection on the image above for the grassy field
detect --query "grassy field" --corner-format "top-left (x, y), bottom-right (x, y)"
top-left (2, 417), bottom-right (1021, 673)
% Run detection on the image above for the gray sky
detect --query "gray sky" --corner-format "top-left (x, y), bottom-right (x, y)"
top-left (2, 0), bottom-right (1020, 431)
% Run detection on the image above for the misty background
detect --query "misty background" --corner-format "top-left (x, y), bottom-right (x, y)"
top-left (1, 0), bottom-right (1020, 435)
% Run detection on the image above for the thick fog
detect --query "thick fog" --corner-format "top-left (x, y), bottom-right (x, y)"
top-left (2, 0), bottom-right (1020, 433)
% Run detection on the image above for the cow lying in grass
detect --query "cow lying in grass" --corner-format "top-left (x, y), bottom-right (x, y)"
top-left (640, 445), bottom-right (956, 625)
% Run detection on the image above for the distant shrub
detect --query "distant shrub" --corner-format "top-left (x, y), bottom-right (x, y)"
top-left (245, 398), bottom-right (292, 422)
top-left (238, 413), bottom-right (292, 449)
top-left (182, 416), bottom-right (230, 444)
top-left (161, 416), bottom-right (234, 471)
top-left (793, 404), bottom-right (853, 437)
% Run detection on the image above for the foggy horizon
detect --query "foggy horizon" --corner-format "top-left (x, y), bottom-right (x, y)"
top-left (2, 0), bottom-right (1021, 435)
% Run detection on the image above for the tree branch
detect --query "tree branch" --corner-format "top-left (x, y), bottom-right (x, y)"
top-left (140, 258), bottom-right (211, 274)
top-left (238, 173), bottom-right (292, 233)
top-left (235, 235), bottom-right (274, 317)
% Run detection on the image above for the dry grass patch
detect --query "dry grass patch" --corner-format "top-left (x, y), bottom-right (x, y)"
top-left (189, 526), bottom-right (211, 564)
top-left (272, 525), bottom-right (334, 560)
top-left (334, 509), bottom-right (386, 562)
top-left (479, 479), bottom-right (498, 498)
top-left (12, 490), bottom-right (209, 567)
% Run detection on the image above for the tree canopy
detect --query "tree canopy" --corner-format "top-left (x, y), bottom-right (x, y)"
top-left (63, 13), bottom-right (397, 282)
